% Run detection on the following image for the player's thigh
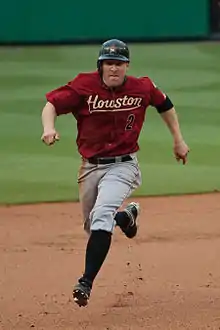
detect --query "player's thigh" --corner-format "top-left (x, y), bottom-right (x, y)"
top-left (90, 162), bottom-right (141, 232)
top-left (78, 161), bottom-right (101, 231)
top-left (79, 181), bottom-right (98, 233)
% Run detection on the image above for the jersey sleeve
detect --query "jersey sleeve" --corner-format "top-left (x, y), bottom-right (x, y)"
top-left (145, 77), bottom-right (166, 107)
top-left (141, 76), bottom-right (174, 113)
top-left (46, 76), bottom-right (82, 116)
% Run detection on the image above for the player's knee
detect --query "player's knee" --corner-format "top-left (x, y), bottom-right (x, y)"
top-left (90, 221), bottom-right (114, 233)
top-left (90, 205), bottom-right (115, 233)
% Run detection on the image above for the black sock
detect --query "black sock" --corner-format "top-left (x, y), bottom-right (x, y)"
top-left (80, 230), bottom-right (112, 286)
top-left (114, 211), bottom-right (130, 229)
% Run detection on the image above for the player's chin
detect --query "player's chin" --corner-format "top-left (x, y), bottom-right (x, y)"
top-left (108, 78), bottom-right (122, 87)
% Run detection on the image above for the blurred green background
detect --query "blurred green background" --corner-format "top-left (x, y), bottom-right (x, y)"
top-left (0, 0), bottom-right (208, 43)
top-left (0, 42), bottom-right (219, 204)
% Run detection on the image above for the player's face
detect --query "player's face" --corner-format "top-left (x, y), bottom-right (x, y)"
top-left (102, 60), bottom-right (129, 87)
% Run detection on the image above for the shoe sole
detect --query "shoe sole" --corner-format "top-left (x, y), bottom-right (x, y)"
top-left (73, 289), bottom-right (89, 307)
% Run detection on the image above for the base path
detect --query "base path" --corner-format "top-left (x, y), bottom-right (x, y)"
top-left (0, 194), bottom-right (220, 330)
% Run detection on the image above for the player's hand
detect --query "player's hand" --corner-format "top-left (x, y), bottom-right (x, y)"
top-left (41, 129), bottom-right (60, 146)
top-left (173, 140), bottom-right (190, 165)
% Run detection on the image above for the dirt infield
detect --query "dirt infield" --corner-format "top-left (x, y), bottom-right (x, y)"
top-left (0, 194), bottom-right (220, 330)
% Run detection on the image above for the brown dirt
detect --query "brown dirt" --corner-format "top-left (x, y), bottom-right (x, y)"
top-left (1, 194), bottom-right (220, 330)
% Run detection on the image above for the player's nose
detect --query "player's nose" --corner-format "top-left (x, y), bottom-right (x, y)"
top-left (110, 64), bottom-right (117, 71)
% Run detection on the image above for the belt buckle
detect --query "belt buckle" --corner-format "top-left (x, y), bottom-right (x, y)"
top-left (115, 156), bottom-right (122, 163)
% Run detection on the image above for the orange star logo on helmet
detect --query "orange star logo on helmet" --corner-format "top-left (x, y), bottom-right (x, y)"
top-left (110, 46), bottom-right (116, 53)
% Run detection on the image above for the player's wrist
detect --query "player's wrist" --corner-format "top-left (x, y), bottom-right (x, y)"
top-left (43, 126), bottom-right (56, 132)
top-left (173, 133), bottom-right (184, 145)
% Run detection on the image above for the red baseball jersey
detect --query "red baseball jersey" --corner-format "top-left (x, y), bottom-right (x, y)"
top-left (46, 71), bottom-right (167, 158)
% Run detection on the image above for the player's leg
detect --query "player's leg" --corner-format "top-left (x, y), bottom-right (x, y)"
top-left (90, 162), bottom-right (141, 234)
top-left (74, 160), bottom-right (109, 307)
top-left (73, 158), bottom-right (141, 307)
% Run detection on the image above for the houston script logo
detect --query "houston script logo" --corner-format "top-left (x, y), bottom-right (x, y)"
top-left (87, 94), bottom-right (143, 113)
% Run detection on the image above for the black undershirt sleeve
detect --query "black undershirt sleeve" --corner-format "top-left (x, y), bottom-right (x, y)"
top-left (155, 95), bottom-right (174, 113)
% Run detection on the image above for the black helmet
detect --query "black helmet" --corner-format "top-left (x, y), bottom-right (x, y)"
top-left (97, 39), bottom-right (130, 69)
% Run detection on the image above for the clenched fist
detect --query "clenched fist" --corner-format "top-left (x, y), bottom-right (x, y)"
top-left (41, 129), bottom-right (60, 146)
top-left (173, 140), bottom-right (190, 165)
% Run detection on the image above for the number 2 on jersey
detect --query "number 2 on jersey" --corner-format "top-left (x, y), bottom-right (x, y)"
top-left (125, 114), bottom-right (135, 130)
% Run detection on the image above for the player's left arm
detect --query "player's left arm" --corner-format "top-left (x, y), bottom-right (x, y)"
top-left (149, 80), bottom-right (190, 164)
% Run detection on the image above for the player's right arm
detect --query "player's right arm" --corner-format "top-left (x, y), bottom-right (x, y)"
top-left (41, 102), bottom-right (59, 146)
top-left (41, 78), bottom-right (82, 146)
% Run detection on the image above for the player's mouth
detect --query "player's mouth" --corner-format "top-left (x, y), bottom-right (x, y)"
top-left (109, 75), bottom-right (119, 79)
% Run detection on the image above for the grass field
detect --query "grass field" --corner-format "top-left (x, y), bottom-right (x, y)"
top-left (0, 42), bottom-right (220, 204)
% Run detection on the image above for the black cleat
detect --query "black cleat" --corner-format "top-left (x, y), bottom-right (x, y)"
top-left (73, 280), bottom-right (91, 307)
top-left (122, 202), bottom-right (140, 238)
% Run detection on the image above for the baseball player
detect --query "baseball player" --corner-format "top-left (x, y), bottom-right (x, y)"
top-left (41, 39), bottom-right (189, 307)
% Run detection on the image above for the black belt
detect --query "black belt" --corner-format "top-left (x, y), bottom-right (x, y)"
top-left (87, 155), bottom-right (132, 165)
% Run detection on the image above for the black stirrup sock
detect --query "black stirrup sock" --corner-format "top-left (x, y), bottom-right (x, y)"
top-left (80, 230), bottom-right (112, 285)
top-left (114, 211), bottom-right (130, 229)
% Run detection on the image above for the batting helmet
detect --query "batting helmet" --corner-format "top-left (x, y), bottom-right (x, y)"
top-left (97, 39), bottom-right (130, 69)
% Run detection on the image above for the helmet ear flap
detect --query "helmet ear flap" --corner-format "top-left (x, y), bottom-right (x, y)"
top-left (97, 60), bottom-right (104, 77)
top-left (97, 60), bottom-right (102, 73)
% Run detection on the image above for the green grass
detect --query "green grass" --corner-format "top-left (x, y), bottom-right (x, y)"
top-left (0, 42), bottom-right (220, 204)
